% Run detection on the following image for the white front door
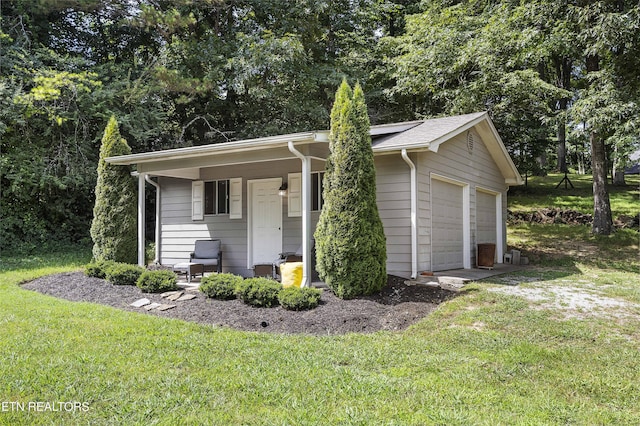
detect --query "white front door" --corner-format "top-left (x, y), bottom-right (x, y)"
top-left (249, 179), bottom-right (282, 266)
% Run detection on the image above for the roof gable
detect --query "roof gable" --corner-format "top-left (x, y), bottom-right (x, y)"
top-left (372, 112), bottom-right (486, 152)
top-left (372, 112), bottom-right (522, 185)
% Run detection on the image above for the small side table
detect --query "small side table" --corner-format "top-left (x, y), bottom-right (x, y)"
top-left (173, 262), bottom-right (204, 284)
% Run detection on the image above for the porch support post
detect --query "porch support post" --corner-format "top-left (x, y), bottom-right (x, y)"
top-left (145, 175), bottom-right (161, 264)
top-left (288, 141), bottom-right (312, 287)
top-left (137, 172), bottom-right (146, 267)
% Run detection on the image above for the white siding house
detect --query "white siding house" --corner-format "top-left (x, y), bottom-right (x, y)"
top-left (107, 112), bottom-right (523, 285)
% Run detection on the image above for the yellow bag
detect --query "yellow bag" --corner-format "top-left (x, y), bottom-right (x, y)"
top-left (280, 262), bottom-right (303, 288)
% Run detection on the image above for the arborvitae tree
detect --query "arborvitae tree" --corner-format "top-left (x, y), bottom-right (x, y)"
top-left (314, 80), bottom-right (387, 299)
top-left (90, 116), bottom-right (137, 263)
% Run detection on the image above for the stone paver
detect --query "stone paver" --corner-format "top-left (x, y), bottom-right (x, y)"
top-left (157, 304), bottom-right (177, 311)
top-left (130, 298), bottom-right (151, 308)
top-left (143, 302), bottom-right (162, 311)
top-left (176, 294), bottom-right (197, 301)
top-left (166, 291), bottom-right (184, 301)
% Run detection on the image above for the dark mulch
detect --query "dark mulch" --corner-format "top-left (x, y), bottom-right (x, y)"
top-left (22, 272), bottom-right (456, 335)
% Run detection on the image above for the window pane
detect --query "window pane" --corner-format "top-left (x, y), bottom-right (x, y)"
top-left (319, 172), bottom-right (324, 209)
top-left (312, 173), bottom-right (319, 211)
top-left (204, 181), bottom-right (215, 215)
top-left (217, 180), bottom-right (229, 214)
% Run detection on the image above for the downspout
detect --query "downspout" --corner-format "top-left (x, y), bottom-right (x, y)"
top-left (137, 172), bottom-right (146, 267)
top-left (287, 141), bottom-right (311, 288)
top-left (401, 149), bottom-right (418, 279)
top-left (145, 175), bottom-right (161, 264)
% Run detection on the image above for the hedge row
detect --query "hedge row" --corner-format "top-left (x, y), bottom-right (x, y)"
top-left (84, 264), bottom-right (322, 309)
top-left (84, 261), bottom-right (177, 293)
top-left (200, 273), bottom-right (322, 311)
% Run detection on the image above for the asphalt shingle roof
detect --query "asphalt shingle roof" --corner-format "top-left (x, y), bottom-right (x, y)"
top-left (372, 111), bottom-right (487, 151)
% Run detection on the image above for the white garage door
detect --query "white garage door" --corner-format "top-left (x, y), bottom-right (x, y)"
top-left (476, 190), bottom-right (497, 262)
top-left (432, 179), bottom-right (464, 271)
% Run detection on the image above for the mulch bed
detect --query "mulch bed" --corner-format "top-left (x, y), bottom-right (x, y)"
top-left (22, 272), bottom-right (456, 335)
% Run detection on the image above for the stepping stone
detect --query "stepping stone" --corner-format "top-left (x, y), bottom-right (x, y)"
top-left (418, 281), bottom-right (440, 288)
top-left (157, 304), bottom-right (176, 311)
top-left (176, 293), bottom-right (197, 301)
top-left (130, 298), bottom-right (151, 308)
top-left (166, 291), bottom-right (184, 301)
top-left (161, 290), bottom-right (181, 298)
top-left (143, 302), bottom-right (162, 311)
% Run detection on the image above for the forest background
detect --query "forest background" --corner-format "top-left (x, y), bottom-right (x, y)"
top-left (1, 0), bottom-right (638, 251)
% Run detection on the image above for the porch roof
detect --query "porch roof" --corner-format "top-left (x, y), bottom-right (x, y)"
top-left (106, 112), bottom-right (522, 185)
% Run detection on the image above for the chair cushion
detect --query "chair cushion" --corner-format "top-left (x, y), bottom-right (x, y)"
top-left (194, 240), bottom-right (220, 259)
top-left (192, 258), bottom-right (218, 266)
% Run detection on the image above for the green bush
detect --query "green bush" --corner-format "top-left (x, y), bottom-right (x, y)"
top-left (235, 278), bottom-right (282, 307)
top-left (278, 287), bottom-right (323, 311)
top-left (90, 116), bottom-right (137, 264)
top-left (314, 80), bottom-right (387, 299)
top-left (105, 263), bottom-right (145, 286)
top-left (136, 270), bottom-right (178, 293)
top-left (84, 260), bottom-right (117, 279)
top-left (200, 273), bottom-right (243, 300)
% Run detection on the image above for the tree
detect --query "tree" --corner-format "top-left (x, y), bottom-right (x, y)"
top-left (569, 0), bottom-right (640, 234)
top-left (314, 80), bottom-right (387, 299)
top-left (385, 0), bottom-right (565, 173)
top-left (385, 0), bottom-right (640, 233)
top-left (90, 116), bottom-right (137, 263)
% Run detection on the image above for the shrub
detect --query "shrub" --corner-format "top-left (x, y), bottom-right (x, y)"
top-left (90, 116), bottom-right (137, 264)
top-left (314, 80), bottom-right (386, 299)
top-left (235, 278), bottom-right (282, 307)
top-left (105, 263), bottom-right (145, 286)
top-left (84, 260), bottom-right (117, 279)
top-left (278, 287), bottom-right (323, 311)
top-left (200, 273), bottom-right (243, 300)
top-left (136, 270), bottom-right (178, 293)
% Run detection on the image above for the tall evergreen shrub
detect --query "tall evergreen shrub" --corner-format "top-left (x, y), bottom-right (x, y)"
top-left (90, 116), bottom-right (137, 263)
top-left (314, 80), bottom-right (387, 299)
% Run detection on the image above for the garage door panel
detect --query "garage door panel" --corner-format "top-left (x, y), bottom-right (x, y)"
top-left (432, 179), bottom-right (464, 271)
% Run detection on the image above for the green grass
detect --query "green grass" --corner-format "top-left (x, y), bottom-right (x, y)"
top-left (2, 244), bottom-right (640, 424)
top-left (1, 178), bottom-right (639, 424)
top-left (509, 173), bottom-right (639, 217)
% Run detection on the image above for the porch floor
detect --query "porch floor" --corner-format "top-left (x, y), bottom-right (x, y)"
top-left (433, 263), bottom-right (526, 282)
top-left (176, 263), bottom-right (524, 290)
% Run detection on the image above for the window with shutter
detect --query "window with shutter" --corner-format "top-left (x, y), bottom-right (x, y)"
top-left (288, 173), bottom-right (301, 217)
top-left (192, 180), bottom-right (204, 220)
top-left (229, 178), bottom-right (242, 219)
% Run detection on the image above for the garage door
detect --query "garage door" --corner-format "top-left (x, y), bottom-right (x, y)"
top-left (476, 190), bottom-right (497, 262)
top-left (432, 179), bottom-right (464, 271)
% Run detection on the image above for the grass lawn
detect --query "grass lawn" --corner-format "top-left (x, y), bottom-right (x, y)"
top-left (1, 180), bottom-right (639, 425)
top-left (509, 173), bottom-right (639, 217)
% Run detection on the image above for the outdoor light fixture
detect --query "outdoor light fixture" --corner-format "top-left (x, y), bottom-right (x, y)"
top-left (278, 182), bottom-right (288, 197)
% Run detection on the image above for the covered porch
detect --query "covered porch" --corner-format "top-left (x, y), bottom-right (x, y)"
top-left (108, 131), bottom-right (331, 288)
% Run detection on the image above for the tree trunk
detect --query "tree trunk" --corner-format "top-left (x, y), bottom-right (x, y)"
top-left (590, 129), bottom-right (613, 233)
top-left (611, 144), bottom-right (627, 185)
top-left (586, 54), bottom-right (613, 235)
top-left (557, 114), bottom-right (567, 172)
top-left (555, 57), bottom-right (571, 173)
top-left (613, 171), bottom-right (626, 185)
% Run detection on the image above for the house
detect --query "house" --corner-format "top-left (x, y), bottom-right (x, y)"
top-left (106, 111), bottom-right (523, 286)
